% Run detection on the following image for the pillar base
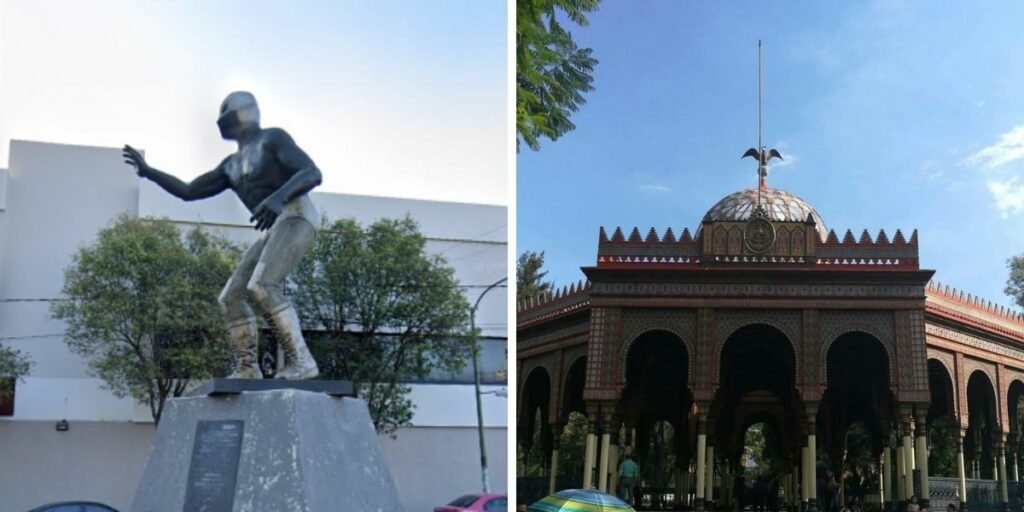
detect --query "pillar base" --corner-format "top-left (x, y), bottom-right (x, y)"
top-left (694, 497), bottom-right (705, 511)
top-left (806, 499), bottom-right (818, 512)
top-left (1001, 503), bottom-right (1009, 512)
top-left (920, 499), bottom-right (930, 508)
top-left (958, 503), bottom-right (967, 512)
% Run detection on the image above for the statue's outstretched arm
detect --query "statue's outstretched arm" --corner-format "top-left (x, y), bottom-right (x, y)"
top-left (249, 129), bottom-right (323, 230)
top-left (123, 145), bottom-right (229, 201)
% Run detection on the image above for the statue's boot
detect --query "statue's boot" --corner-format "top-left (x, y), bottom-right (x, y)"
top-left (269, 303), bottom-right (319, 380)
top-left (226, 318), bottom-right (262, 379)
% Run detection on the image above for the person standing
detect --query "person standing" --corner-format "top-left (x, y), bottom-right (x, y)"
top-left (618, 453), bottom-right (640, 504)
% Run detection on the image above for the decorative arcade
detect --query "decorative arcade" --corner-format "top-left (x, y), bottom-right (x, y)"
top-left (517, 184), bottom-right (1024, 511)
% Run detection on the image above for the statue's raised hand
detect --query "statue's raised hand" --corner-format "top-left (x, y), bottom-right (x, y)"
top-left (122, 145), bottom-right (151, 177)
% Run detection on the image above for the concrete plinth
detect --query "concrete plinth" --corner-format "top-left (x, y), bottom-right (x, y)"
top-left (130, 388), bottom-right (402, 512)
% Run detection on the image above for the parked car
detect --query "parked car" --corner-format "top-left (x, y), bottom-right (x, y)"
top-left (28, 503), bottom-right (119, 512)
top-left (435, 493), bottom-right (508, 512)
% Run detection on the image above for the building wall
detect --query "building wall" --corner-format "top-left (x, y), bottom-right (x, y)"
top-left (0, 140), bottom-right (508, 508)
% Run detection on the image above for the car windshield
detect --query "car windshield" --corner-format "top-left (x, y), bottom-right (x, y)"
top-left (447, 495), bottom-right (479, 507)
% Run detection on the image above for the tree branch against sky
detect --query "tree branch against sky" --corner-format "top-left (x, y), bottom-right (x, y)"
top-left (517, 0), bottom-right (600, 151)
top-left (517, 250), bottom-right (554, 302)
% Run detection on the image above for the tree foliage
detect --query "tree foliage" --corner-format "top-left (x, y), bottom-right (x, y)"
top-left (929, 415), bottom-right (959, 477)
top-left (517, 0), bottom-right (599, 151)
top-left (291, 216), bottom-right (472, 437)
top-left (517, 250), bottom-right (554, 303)
top-left (0, 345), bottom-right (33, 400)
top-left (51, 216), bottom-right (239, 423)
top-left (1006, 255), bottom-right (1024, 308)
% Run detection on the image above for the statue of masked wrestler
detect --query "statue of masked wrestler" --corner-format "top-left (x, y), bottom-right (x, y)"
top-left (122, 91), bottom-right (320, 380)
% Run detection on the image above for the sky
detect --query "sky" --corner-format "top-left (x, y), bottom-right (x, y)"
top-left (0, 1), bottom-right (508, 205)
top-left (518, 0), bottom-right (1024, 307)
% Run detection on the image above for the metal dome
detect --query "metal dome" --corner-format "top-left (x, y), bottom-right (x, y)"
top-left (703, 187), bottom-right (828, 239)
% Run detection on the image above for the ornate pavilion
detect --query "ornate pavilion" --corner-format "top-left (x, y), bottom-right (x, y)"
top-left (517, 179), bottom-right (1024, 512)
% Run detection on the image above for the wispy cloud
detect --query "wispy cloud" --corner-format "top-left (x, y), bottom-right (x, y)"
top-left (987, 177), bottom-right (1024, 218)
top-left (965, 125), bottom-right (1024, 170)
top-left (638, 184), bottom-right (671, 194)
top-left (772, 152), bottom-right (799, 169)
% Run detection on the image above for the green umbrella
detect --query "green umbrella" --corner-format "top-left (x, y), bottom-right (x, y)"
top-left (528, 489), bottom-right (636, 512)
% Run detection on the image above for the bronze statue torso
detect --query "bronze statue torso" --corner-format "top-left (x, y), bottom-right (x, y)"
top-left (223, 129), bottom-right (295, 213)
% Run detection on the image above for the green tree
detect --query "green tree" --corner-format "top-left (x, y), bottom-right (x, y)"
top-left (50, 216), bottom-right (239, 424)
top-left (929, 415), bottom-right (959, 477)
top-left (557, 411), bottom-right (587, 478)
top-left (0, 345), bottom-right (33, 400)
top-left (291, 216), bottom-right (472, 437)
top-left (1006, 255), bottom-right (1024, 307)
top-left (518, 250), bottom-right (554, 302)
top-left (517, 0), bottom-right (600, 151)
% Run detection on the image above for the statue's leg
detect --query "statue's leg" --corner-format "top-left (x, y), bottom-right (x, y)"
top-left (218, 236), bottom-right (267, 379)
top-left (246, 216), bottom-right (318, 380)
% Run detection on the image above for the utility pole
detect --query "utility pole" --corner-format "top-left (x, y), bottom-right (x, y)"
top-left (471, 276), bottom-right (507, 493)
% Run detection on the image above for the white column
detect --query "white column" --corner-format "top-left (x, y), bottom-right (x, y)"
top-left (802, 444), bottom-right (810, 509)
top-left (897, 441), bottom-right (906, 504)
top-left (696, 424), bottom-right (707, 510)
top-left (999, 439), bottom-right (1009, 511)
top-left (809, 423), bottom-right (818, 512)
top-left (608, 440), bottom-right (620, 497)
top-left (706, 444), bottom-right (715, 505)
top-left (915, 418), bottom-right (929, 506)
top-left (902, 419), bottom-right (914, 502)
top-left (881, 449), bottom-right (889, 508)
top-left (957, 434), bottom-right (967, 511)
top-left (583, 419), bottom-right (597, 489)
top-left (598, 425), bottom-right (611, 492)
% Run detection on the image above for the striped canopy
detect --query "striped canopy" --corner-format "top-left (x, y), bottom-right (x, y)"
top-left (528, 489), bottom-right (636, 512)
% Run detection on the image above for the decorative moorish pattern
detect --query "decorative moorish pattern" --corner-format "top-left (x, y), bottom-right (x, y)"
top-left (818, 310), bottom-right (897, 386)
top-left (516, 182), bottom-right (1024, 482)
top-left (702, 187), bottom-right (828, 239)
top-left (617, 308), bottom-right (697, 385)
top-left (711, 309), bottom-right (801, 386)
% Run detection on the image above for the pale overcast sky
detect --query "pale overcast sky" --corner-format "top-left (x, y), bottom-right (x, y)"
top-left (0, 1), bottom-right (508, 205)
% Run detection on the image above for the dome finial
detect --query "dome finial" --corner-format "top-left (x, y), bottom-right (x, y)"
top-left (741, 40), bottom-right (783, 198)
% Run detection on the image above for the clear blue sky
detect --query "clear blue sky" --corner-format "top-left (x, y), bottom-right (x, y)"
top-left (518, 0), bottom-right (1024, 307)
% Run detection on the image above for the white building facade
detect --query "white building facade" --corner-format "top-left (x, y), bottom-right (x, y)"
top-left (0, 140), bottom-right (508, 511)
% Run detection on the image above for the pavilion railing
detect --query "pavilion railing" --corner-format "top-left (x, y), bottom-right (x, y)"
top-left (927, 477), bottom-right (1024, 512)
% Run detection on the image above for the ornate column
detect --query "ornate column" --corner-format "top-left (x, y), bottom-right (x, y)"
top-left (902, 415), bottom-right (914, 503)
top-left (549, 434), bottom-right (560, 494)
top-left (881, 448), bottom-right (889, 510)
top-left (916, 416), bottom-right (930, 506)
top-left (598, 416), bottom-right (612, 492)
top-left (608, 428), bottom-right (621, 497)
top-left (696, 418), bottom-right (708, 511)
top-left (957, 431), bottom-right (967, 511)
top-left (802, 442), bottom-right (810, 511)
top-left (808, 419), bottom-right (818, 512)
top-left (897, 433), bottom-right (907, 505)
top-left (1007, 434), bottom-right (1015, 481)
top-left (999, 436), bottom-right (1009, 512)
top-left (583, 415), bottom-right (598, 489)
top-left (706, 443), bottom-right (716, 506)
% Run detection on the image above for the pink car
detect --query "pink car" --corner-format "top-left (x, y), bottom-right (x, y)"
top-left (434, 493), bottom-right (508, 512)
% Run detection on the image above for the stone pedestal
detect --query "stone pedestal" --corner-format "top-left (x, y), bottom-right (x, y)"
top-left (130, 386), bottom-right (402, 512)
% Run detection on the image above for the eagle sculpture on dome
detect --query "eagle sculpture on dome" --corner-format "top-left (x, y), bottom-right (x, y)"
top-left (742, 146), bottom-right (783, 187)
